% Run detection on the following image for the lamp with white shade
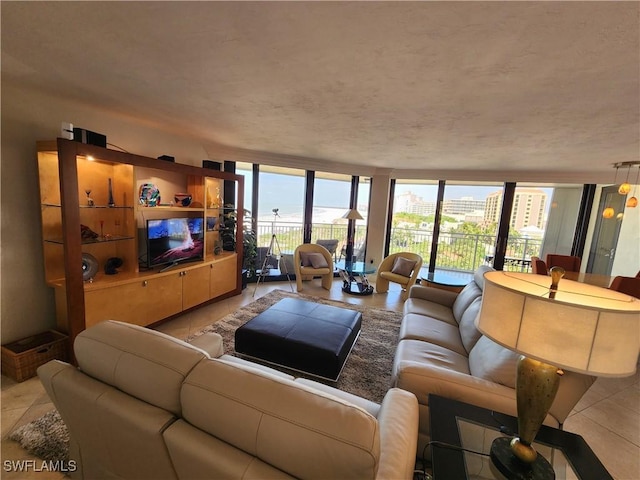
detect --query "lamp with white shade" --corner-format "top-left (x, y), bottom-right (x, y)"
top-left (475, 268), bottom-right (640, 479)
top-left (342, 208), bottom-right (363, 265)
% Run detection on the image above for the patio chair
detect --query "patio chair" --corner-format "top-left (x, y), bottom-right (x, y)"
top-left (315, 239), bottom-right (340, 262)
top-left (338, 242), bottom-right (366, 263)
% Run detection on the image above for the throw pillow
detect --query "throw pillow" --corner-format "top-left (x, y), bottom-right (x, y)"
top-left (308, 253), bottom-right (329, 269)
top-left (391, 257), bottom-right (416, 277)
top-left (468, 336), bottom-right (520, 388)
top-left (299, 252), bottom-right (312, 266)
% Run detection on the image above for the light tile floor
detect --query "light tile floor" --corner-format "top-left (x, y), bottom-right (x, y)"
top-left (2, 279), bottom-right (639, 479)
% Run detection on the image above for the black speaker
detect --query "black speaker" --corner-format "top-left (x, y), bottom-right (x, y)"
top-left (73, 128), bottom-right (107, 148)
top-left (203, 160), bottom-right (221, 170)
top-left (157, 155), bottom-right (175, 162)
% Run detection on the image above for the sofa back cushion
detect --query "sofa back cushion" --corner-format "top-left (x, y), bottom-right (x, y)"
top-left (452, 282), bottom-right (482, 323)
top-left (74, 320), bottom-right (209, 416)
top-left (452, 265), bottom-right (495, 323)
top-left (468, 335), bottom-right (520, 388)
top-left (458, 297), bottom-right (483, 353)
top-left (182, 359), bottom-right (380, 479)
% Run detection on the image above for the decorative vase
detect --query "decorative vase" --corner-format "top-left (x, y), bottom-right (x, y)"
top-left (108, 178), bottom-right (115, 207)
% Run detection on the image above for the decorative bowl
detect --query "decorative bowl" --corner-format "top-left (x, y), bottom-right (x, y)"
top-left (174, 193), bottom-right (192, 207)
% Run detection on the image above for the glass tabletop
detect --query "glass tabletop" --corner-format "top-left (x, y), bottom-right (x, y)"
top-left (335, 260), bottom-right (377, 275)
top-left (428, 395), bottom-right (611, 480)
top-left (456, 417), bottom-right (576, 480)
top-left (421, 270), bottom-right (472, 287)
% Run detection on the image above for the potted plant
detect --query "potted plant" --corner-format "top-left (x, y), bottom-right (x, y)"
top-left (219, 205), bottom-right (258, 287)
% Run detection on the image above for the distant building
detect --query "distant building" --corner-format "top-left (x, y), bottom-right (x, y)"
top-left (394, 191), bottom-right (435, 215)
top-left (443, 197), bottom-right (485, 215)
top-left (485, 189), bottom-right (547, 230)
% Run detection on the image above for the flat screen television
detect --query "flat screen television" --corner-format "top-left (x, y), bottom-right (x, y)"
top-left (145, 217), bottom-right (204, 270)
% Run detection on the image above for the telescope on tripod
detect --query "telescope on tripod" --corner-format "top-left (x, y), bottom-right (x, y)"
top-left (253, 207), bottom-right (293, 296)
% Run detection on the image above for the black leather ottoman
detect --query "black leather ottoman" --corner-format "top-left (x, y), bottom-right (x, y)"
top-left (235, 298), bottom-right (362, 381)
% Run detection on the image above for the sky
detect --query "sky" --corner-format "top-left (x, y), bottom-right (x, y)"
top-left (238, 168), bottom-right (553, 218)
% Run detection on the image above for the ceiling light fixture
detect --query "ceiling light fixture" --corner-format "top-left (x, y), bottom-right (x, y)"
top-left (603, 161), bottom-right (640, 218)
top-left (602, 165), bottom-right (619, 219)
top-left (618, 164), bottom-right (632, 195)
top-left (626, 165), bottom-right (640, 208)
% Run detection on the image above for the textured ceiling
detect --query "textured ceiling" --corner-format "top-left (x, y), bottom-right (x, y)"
top-left (2, 1), bottom-right (639, 179)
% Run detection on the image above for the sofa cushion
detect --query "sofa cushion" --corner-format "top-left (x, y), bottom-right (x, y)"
top-left (402, 299), bottom-right (457, 326)
top-left (473, 265), bottom-right (494, 291)
top-left (399, 314), bottom-right (467, 356)
top-left (391, 257), bottom-right (416, 277)
top-left (468, 336), bottom-right (520, 388)
top-left (458, 297), bottom-right (483, 353)
top-left (74, 320), bottom-right (208, 416)
top-left (380, 271), bottom-right (412, 287)
top-left (393, 339), bottom-right (471, 377)
top-left (451, 281), bottom-right (483, 324)
top-left (181, 359), bottom-right (380, 479)
top-left (451, 265), bottom-right (494, 323)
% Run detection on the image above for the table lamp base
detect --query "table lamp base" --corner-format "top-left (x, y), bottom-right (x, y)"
top-left (490, 437), bottom-right (555, 480)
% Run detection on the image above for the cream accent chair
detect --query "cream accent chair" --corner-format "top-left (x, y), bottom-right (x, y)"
top-left (38, 320), bottom-right (419, 480)
top-left (294, 243), bottom-right (334, 291)
top-left (376, 252), bottom-right (423, 300)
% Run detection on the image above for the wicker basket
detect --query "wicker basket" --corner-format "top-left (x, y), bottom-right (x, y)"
top-left (1, 330), bottom-right (68, 382)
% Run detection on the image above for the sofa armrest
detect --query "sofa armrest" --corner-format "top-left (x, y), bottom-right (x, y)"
top-left (37, 360), bottom-right (73, 404)
top-left (408, 285), bottom-right (458, 307)
top-left (376, 388), bottom-right (419, 480)
top-left (393, 361), bottom-right (537, 425)
top-left (188, 333), bottom-right (224, 357)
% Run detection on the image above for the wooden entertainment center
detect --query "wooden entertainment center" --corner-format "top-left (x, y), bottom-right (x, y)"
top-left (37, 138), bottom-right (245, 351)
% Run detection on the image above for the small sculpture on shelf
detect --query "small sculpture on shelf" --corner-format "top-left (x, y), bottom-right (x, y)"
top-left (85, 188), bottom-right (94, 207)
top-left (104, 257), bottom-right (123, 275)
top-left (80, 224), bottom-right (99, 240)
top-left (210, 187), bottom-right (221, 209)
top-left (108, 178), bottom-right (115, 207)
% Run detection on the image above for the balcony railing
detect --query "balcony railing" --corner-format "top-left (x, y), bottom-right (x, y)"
top-left (254, 221), bottom-right (542, 273)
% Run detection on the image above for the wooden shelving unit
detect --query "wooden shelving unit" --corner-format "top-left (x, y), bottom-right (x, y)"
top-left (37, 139), bottom-right (245, 353)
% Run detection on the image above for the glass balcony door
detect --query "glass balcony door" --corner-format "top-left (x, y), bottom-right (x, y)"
top-left (309, 172), bottom-right (352, 261)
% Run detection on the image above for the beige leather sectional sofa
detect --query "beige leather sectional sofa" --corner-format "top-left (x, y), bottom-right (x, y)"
top-left (38, 320), bottom-right (419, 480)
top-left (392, 266), bottom-right (597, 455)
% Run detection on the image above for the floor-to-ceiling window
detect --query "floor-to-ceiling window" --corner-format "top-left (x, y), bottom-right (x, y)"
top-left (387, 179), bottom-right (439, 262)
top-left (257, 166), bottom-right (306, 254)
top-left (440, 181), bottom-right (505, 272)
top-left (310, 172), bottom-right (352, 259)
top-left (386, 179), bottom-right (590, 275)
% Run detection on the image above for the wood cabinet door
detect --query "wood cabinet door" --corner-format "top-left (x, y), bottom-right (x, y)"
top-left (144, 274), bottom-right (183, 324)
top-left (84, 282), bottom-right (148, 328)
top-left (210, 256), bottom-right (237, 298)
top-left (182, 264), bottom-right (211, 310)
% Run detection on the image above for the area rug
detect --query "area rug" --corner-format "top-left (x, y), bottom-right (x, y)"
top-left (9, 409), bottom-right (69, 463)
top-left (10, 290), bottom-right (402, 464)
top-left (187, 289), bottom-right (402, 403)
